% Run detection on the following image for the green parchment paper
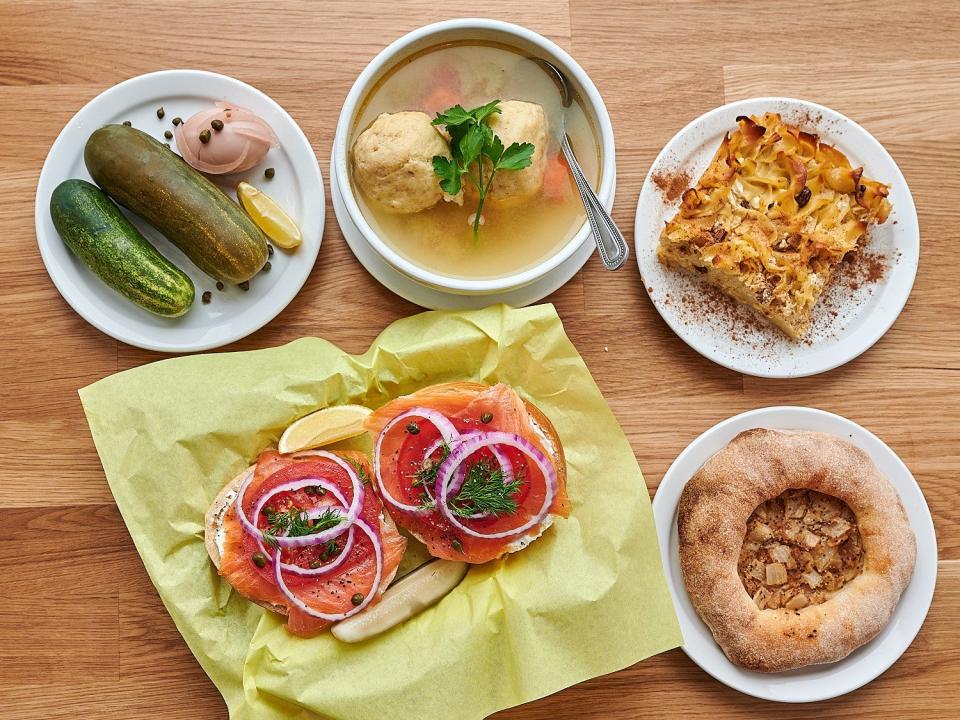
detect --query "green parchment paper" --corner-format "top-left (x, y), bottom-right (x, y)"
top-left (79, 304), bottom-right (681, 719)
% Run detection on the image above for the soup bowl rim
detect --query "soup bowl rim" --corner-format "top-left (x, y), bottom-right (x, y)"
top-left (333, 17), bottom-right (616, 294)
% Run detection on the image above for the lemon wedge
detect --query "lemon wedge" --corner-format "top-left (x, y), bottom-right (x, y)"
top-left (278, 405), bottom-right (372, 454)
top-left (237, 181), bottom-right (302, 249)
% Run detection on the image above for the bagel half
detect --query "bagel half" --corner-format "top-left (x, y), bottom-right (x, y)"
top-left (204, 451), bottom-right (403, 620)
top-left (366, 381), bottom-right (568, 561)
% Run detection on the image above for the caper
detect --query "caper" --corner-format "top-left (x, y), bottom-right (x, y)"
top-left (122, 120), bottom-right (131, 127)
top-left (351, 593), bottom-right (364, 606)
top-left (480, 412), bottom-right (493, 423)
top-left (238, 280), bottom-right (250, 291)
top-left (199, 129), bottom-right (211, 144)
top-left (163, 130), bottom-right (173, 140)
top-left (406, 422), bottom-right (420, 435)
top-left (216, 281), bottom-right (225, 291)
top-left (263, 261), bottom-right (271, 272)
top-left (156, 106), bottom-right (165, 119)
top-left (451, 538), bottom-right (464, 553)
top-left (201, 291), bottom-right (212, 304)
top-left (172, 116), bottom-right (182, 126)
top-left (252, 552), bottom-right (267, 568)
top-left (264, 167), bottom-right (275, 179)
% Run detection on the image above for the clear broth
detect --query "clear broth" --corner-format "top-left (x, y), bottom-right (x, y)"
top-left (349, 41), bottom-right (602, 280)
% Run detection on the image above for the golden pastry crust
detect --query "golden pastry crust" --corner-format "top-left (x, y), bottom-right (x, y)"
top-left (678, 429), bottom-right (916, 672)
top-left (657, 113), bottom-right (892, 339)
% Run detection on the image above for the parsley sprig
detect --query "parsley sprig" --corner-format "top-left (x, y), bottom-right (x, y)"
top-left (431, 100), bottom-right (535, 242)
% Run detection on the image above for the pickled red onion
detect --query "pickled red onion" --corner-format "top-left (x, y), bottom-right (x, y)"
top-left (420, 432), bottom-right (515, 521)
top-left (373, 407), bottom-right (460, 514)
top-left (435, 431), bottom-right (557, 539)
top-left (272, 517), bottom-right (383, 621)
top-left (250, 478), bottom-right (355, 576)
top-left (234, 450), bottom-right (362, 549)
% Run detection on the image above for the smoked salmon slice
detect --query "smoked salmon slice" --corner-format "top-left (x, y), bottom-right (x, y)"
top-left (367, 382), bottom-right (569, 564)
top-left (218, 450), bottom-right (406, 637)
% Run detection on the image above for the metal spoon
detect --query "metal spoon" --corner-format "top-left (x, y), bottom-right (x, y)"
top-left (532, 57), bottom-right (629, 270)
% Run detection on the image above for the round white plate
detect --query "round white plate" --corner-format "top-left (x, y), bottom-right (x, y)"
top-left (330, 152), bottom-right (604, 309)
top-left (635, 98), bottom-right (919, 378)
top-left (652, 406), bottom-right (937, 703)
top-left (35, 69), bottom-right (324, 353)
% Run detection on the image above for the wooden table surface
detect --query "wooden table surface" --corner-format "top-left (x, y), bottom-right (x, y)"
top-left (2, 1), bottom-right (958, 717)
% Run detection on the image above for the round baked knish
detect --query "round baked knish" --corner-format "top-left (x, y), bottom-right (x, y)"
top-left (677, 428), bottom-right (916, 672)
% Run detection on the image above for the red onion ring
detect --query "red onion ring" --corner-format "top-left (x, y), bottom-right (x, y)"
top-left (280, 526), bottom-right (356, 577)
top-left (426, 431), bottom-right (515, 520)
top-left (444, 431), bottom-right (515, 498)
top-left (272, 517), bottom-right (383, 621)
top-left (253, 480), bottom-right (356, 577)
top-left (234, 450), bottom-right (363, 550)
top-left (418, 437), bottom-right (446, 504)
top-left (373, 407), bottom-right (460, 514)
top-left (435, 431), bottom-right (557, 539)
top-left (250, 478), bottom-right (349, 549)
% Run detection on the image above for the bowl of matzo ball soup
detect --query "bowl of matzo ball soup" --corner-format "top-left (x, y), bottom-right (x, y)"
top-left (332, 18), bottom-right (617, 295)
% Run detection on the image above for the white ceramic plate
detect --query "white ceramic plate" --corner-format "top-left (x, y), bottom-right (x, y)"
top-left (330, 157), bottom-right (601, 309)
top-left (35, 69), bottom-right (324, 353)
top-left (651, 406), bottom-right (937, 703)
top-left (635, 98), bottom-right (919, 377)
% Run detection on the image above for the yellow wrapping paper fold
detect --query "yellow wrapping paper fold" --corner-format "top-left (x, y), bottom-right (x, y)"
top-left (79, 304), bottom-right (681, 719)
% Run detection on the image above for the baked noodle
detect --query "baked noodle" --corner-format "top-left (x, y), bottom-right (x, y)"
top-left (657, 113), bottom-right (892, 339)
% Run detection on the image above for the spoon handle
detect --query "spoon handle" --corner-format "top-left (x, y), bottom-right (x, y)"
top-left (560, 133), bottom-right (629, 270)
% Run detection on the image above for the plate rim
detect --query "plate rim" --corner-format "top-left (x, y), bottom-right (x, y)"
top-left (651, 405), bottom-right (937, 702)
top-left (634, 96), bottom-right (920, 378)
top-left (34, 68), bottom-right (324, 353)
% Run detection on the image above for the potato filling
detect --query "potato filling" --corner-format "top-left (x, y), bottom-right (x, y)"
top-left (739, 489), bottom-right (864, 610)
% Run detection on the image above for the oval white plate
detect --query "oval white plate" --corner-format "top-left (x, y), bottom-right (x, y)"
top-left (35, 69), bottom-right (324, 353)
top-left (651, 406), bottom-right (937, 703)
top-left (635, 98), bottom-right (919, 378)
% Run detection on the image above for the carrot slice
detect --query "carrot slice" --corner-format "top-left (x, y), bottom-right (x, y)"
top-left (543, 153), bottom-right (574, 201)
top-left (423, 87), bottom-right (461, 117)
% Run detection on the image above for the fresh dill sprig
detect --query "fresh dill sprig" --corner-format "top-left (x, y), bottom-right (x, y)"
top-left (261, 507), bottom-right (343, 546)
top-left (413, 443), bottom-right (451, 491)
top-left (416, 490), bottom-right (434, 511)
top-left (448, 459), bottom-right (523, 518)
top-left (319, 538), bottom-right (341, 561)
top-left (347, 458), bottom-right (370, 484)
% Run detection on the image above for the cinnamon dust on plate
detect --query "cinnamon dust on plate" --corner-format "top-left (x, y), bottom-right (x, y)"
top-left (832, 249), bottom-right (889, 292)
top-left (652, 168), bottom-right (691, 202)
top-left (663, 248), bottom-right (891, 351)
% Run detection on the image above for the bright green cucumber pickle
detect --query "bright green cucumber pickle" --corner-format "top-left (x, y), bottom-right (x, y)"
top-left (50, 179), bottom-right (195, 317)
top-left (84, 124), bottom-right (268, 283)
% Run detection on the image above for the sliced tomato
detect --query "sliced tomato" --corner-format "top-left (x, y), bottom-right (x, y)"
top-left (368, 384), bottom-right (569, 563)
top-left (218, 450), bottom-right (405, 637)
